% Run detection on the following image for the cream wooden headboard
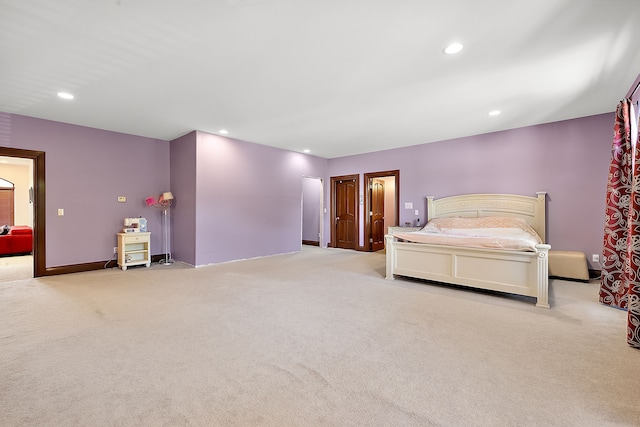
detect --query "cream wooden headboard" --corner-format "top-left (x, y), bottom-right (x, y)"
top-left (426, 192), bottom-right (547, 243)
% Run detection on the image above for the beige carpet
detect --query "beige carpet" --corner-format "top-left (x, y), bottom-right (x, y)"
top-left (0, 246), bottom-right (637, 426)
top-left (0, 254), bottom-right (33, 283)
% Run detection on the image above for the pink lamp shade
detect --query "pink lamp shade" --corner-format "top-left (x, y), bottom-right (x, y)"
top-left (145, 196), bottom-right (157, 206)
top-left (158, 191), bottom-right (174, 205)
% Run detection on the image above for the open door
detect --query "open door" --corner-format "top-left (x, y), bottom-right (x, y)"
top-left (370, 179), bottom-right (385, 251)
top-left (364, 170), bottom-right (399, 252)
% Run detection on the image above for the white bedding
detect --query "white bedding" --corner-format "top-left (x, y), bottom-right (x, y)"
top-left (391, 216), bottom-right (543, 252)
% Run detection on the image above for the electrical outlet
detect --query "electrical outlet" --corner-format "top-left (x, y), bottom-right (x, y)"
top-left (114, 247), bottom-right (118, 254)
top-left (592, 254), bottom-right (599, 263)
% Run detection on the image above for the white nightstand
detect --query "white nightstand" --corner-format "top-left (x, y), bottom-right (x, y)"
top-left (117, 232), bottom-right (151, 270)
top-left (388, 226), bottom-right (422, 234)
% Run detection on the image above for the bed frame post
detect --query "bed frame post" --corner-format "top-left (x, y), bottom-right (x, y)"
top-left (426, 196), bottom-right (435, 221)
top-left (535, 192), bottom-right (547, 243)
top-left (536, 244), bottom-right (551, 308)
top-left (385, 234), bottom-right (395, 280)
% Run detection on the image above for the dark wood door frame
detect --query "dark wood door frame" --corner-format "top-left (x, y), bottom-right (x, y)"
top-left (330, 174), bottom-right (359, 249)
top-left (0, 147), bottom-right (46, 277)
top-left (364, 170), bottom-right (399, 252)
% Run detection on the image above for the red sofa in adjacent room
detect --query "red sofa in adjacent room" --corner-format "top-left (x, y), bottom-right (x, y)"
top-left (0, 225), bottom-right (33, 256)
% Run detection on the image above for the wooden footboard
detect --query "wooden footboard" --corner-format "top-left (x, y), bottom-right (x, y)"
top-left (385, 234), bottom-right (551, 307)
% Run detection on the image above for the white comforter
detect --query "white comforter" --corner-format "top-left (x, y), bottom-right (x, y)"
top-left (391, 216), bottom-right (543, 252)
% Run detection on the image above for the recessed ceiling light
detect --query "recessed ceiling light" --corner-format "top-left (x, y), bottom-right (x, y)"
top-left (57, 92), bottom-right (74, 100)
top-left (444, 43), bottom-right (464, 55)
top-left (218, 129), bottom-right (228, 135)
top-left (488, 110), bottom-right (501, 116)
top-left (303, 149), bottom-right (310, 153)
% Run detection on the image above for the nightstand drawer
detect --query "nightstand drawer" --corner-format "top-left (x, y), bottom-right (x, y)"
top-left (125, 234), bottom-right (147, 243)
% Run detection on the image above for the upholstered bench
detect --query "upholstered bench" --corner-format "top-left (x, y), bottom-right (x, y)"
top-left (548, 250), bottom-right (589, 281)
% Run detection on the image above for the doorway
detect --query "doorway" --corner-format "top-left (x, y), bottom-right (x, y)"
top-left (302, 176), bottom-right (323, 247)
top-left (330, 174), bottom-right (359, 249)
top-left (0, 147), bottom-right (45, 278)
top-left (364, 170), bottom-right (399, 252)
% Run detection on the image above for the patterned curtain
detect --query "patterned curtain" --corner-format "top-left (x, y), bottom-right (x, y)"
top-left (600, 99), bottom-right (640, 348)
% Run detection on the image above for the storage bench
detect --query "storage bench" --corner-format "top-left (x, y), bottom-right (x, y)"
top-left (548, 250), bottom-right (589, 281)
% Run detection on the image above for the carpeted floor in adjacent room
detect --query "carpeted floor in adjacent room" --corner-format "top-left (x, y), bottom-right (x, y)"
top-left (0, 254), bottom-right (32, 283)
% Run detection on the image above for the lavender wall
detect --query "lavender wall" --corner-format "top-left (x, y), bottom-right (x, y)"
top-left (172, 131), bottom-right (327, 266)
top-left (169, 132), bottom-right (197, 265)
top-left (0, 109), bottom-right (617, 271)
top-left (327, 113), bottom-right (614, 269)
top-left (1, 113), bottom-right (170, 267)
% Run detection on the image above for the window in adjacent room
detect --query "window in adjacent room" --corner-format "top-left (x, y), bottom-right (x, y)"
top-left (0, 178), bottom-right (15, 226)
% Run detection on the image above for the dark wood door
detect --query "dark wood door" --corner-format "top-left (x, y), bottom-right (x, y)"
top-left (335, 178), bottom-right (357, 249)
top-left (371, 179), bottom-right (385, 251)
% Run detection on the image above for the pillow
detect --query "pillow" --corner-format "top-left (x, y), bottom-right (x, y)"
top-left (427, 216), bottom-right (531, 230)
top-left (424, 216), bottom-right (542, 243)
top-left (0, 225), bottom-right (9, 236)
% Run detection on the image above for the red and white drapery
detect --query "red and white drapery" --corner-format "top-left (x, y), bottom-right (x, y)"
top-left (600, 98), bottom-right (640, 348)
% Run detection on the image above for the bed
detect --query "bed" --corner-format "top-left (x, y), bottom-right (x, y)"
top-left (385, 192), bottom-right (551, 307)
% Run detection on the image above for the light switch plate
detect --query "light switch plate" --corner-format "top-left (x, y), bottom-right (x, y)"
top-left (117, 196), bottom-right (126, 203)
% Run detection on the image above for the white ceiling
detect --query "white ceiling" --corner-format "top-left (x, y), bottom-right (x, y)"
top-left (2, 0), bottom-right (640, 159)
